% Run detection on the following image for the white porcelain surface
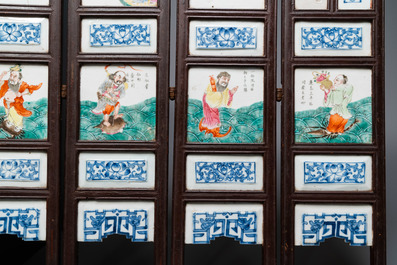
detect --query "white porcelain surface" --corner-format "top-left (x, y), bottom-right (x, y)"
top-left (77, 200), bottom-right (155, 242)
top-left (189, 20), bottom-right (265, 57)
top-left (189, 0), bottom-right (265, 10)
top-left (185, 203), bottom-right (263, 244)
top-left (0, 0), bottom-right (49, 5)
top-left (295, 0), bottom-right (328, 10)
top-left (294, 21), bottom-right (372, 57)
top-left (81, 18), bottom-right (157, 54)
top-left (295, 155), bottom-right (372, 191)
top-left (295, 204), bottom-right (373, 246)
top-left (78, 152), bottom-right (155, 189)
top-left (186, 154), bottom-right (264, 191)
top-left (338, 0), bottom-right (372, 10)
top-left (82, 0), bottom-right (157, 7)
top-left (0, 151), bottom-right (47, 188)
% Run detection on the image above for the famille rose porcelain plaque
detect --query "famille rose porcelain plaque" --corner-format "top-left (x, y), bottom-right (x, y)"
top-left (187, 67), bottom-right (264, 143)
top-left (189, 0), bottom-right (265, 10)
top-left (82, 0), bottom-right (158, 7)
top-left (186, 155), bottom-right (264, 191)
top-left (0, 63), bottom-right (48, 140)
top-left (0, 151), bottom-right (47, 188)
top-left (189, 21), bottom-right (265, 57)
top-left (0, 200), bottom-right (46, 241)
top-left (81, 19), bottom-right (157, 54)
top-left (295, 204), bottom-right (373, 246)
top-left (294, 68), bottom-right (372, 144)
top-left (77, 201), bottom-right (155, 243)
top-left (80, 64), bottom-right (156, 141)
top-left (295, 155), bottom-right (372, 191)
top-left (338, 0), bottom-right (373, 10)
top-left (295, 0), bottom-right (328, 10)
top-left (185, 203), bottom-right (263, 245)
top-left (0, 17), bottom-right (49, 53)
top-left (78, 152), bottom-right (155, 189)
top-left (295, 22), bottom-right (372, 57)
top-left (0, 0), bottom-right (49, 6)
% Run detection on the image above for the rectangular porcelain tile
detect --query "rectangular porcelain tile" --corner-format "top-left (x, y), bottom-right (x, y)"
top-left (189, 20), bottom-right (265, 57)
top-left (82, 0), bottom-right (157, 7)
top-left (189, 0), bottom-right (265, 10)
top-left (295, 155), bottom-right (372, 191)
top-left (295, 204), bottom-right (373, 246)
top-left (187, 67), bottom-right (264, 143)
top-left (0, 200), bottom-right (46, 241)
top-left (77, 201), bottom-right (155, 242)
top-left (0, 17), bottom-right (49, 53)
top-left (186, 155), bottom-right (263, 191)
top-left (338, 0), bottom-right (372, 10)
top-left (0, 151), bottom-right (47, 188)
top-left (295, 0), bottom-right (328, 10)
top-left (294, 68), bottom-right (372, 144)
top-left (81, 18), bottom-right (157, 54)
top-left (294, 21), bottom-right (372, 57)
top-left (185, 203), bottom-right (263, 245)
top-left (0, 0), bottom-right (49, 5)
top-left (79, 152), bottom-right (155, 189)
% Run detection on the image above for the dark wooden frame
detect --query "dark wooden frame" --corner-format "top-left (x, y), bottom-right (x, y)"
top-left (172, 1), bottom-right (277, 265)
top-left (0, 1), bottom-right (61, 264)
top-left (281, 0), bottom-right (386, 264)
top-left (63, 1), bottom-right (169, 264)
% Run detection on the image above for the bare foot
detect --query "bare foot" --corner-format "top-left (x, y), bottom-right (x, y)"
top-left (103, 121), bottom-right (111, 127)
top-left (114, 114), bottom-right (124, 119)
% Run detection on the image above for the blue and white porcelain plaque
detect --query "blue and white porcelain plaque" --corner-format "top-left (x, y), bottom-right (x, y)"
top-left (81, 19), bottom-right (157, 54)
top-left (295, 22), bottom-right (372, 57)
top-left (79, 152), bottom-right (155, 189)
top-left (189, 0), bottom-right (265, 10)
top-left (0, 200), bottom-right (46, 241)
top-left (295, 155), bottom-right (372, 191)
top-left (186, 155), bottom-right (263, 191)
top-left (0, 17), bottom-right (49, 53)
top-left (78, 201), bottom-right (154, 242)
top-left (189, 21), bottom-right (264, 57)
top-left (185, 203), bottom-right (263, 245)
top-left (295, 204), bottom-right (373, 246)
top-left (338, 0), bottom-right (372, 9)
top-left (0, 152), bottom-right (47, 188)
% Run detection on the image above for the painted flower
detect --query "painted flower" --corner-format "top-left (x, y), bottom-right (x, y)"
top-left (214, 27), bottom-right (239, 48)
top-left (0, 160), bottom-right (21, 179)
top-left (0, 23), bottom-right (22, 43)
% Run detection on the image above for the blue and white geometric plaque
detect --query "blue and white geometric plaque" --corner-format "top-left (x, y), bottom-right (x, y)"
top-left (0, 22), bottom-right (41, 45)
top-left (90, 24), bottom-right (150, 47)
top-left (304, 161), bottom-right (365, 184)
top-left (301, 27), bottom-right (362, 50)
top-left (195, 161), bottom-right (256, 184)
top-left (0, 208), bottom-right (41, 241)
top-left (0, 159), bottom-right (40, 181)
top-left (302, 213), bottom-right (368, 246)
top-left (196, 26), bottom-right (257, 49)
top-left (83, 209), bottom-right (148, 242)
top-left (86, 160), bottom-right (147, 182)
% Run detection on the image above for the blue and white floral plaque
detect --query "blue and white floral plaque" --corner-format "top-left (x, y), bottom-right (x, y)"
top-left (90, 24), bottom-right (151, 47)
top-left (185, 203), bottom-right (263, 245)
top-left (78, 201), bottom-right (155, 242)
top-left (79, 152), bottom-right (155, 189)
top-left (0, 17), bottom-right (49, 53)
top-left (295, 204), bottom-right (373, 246)
top-left (295, 22), bottom-right (372, 56)
top-left (186, 155), bottom-right (263, 191)
top-left (295, 155), bottom-right (372, 191)
top-left (338, 0), bottom-right (372, 9)
top-left (0, 200), bottom-right (46, 241)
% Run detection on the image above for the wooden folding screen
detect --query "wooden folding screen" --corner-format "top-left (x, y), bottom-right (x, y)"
top-left (64, 0), bottom-right (169, 264)
top-left (172, 1), bottom-right (276, 264)
top-left (281, 0), bottom-right (385, 264)
top-left (0, 0), bottom-right (61, 264)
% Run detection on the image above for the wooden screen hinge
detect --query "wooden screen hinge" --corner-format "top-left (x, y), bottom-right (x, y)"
top-left (276, 87), bottom-right (283, 102)
top-left (61, 84), bottom-right (67, 98)
top-left (169, 86), bottom-right (176, 100)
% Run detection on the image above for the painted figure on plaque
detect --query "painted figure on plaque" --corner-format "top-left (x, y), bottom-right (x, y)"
top-left (92, 66), bottom-right (127, 135)
top-left (0, 65), bottom-right (42, 137)
top-left (199, 72), bottom-right (238, 138)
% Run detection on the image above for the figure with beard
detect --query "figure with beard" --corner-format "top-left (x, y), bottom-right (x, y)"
top-left (199, 71), bottom-right (238, 138)
top-left (0, 65), bottom-right (42, 135)
top-left (92, 70), bottom-right (127, 128)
